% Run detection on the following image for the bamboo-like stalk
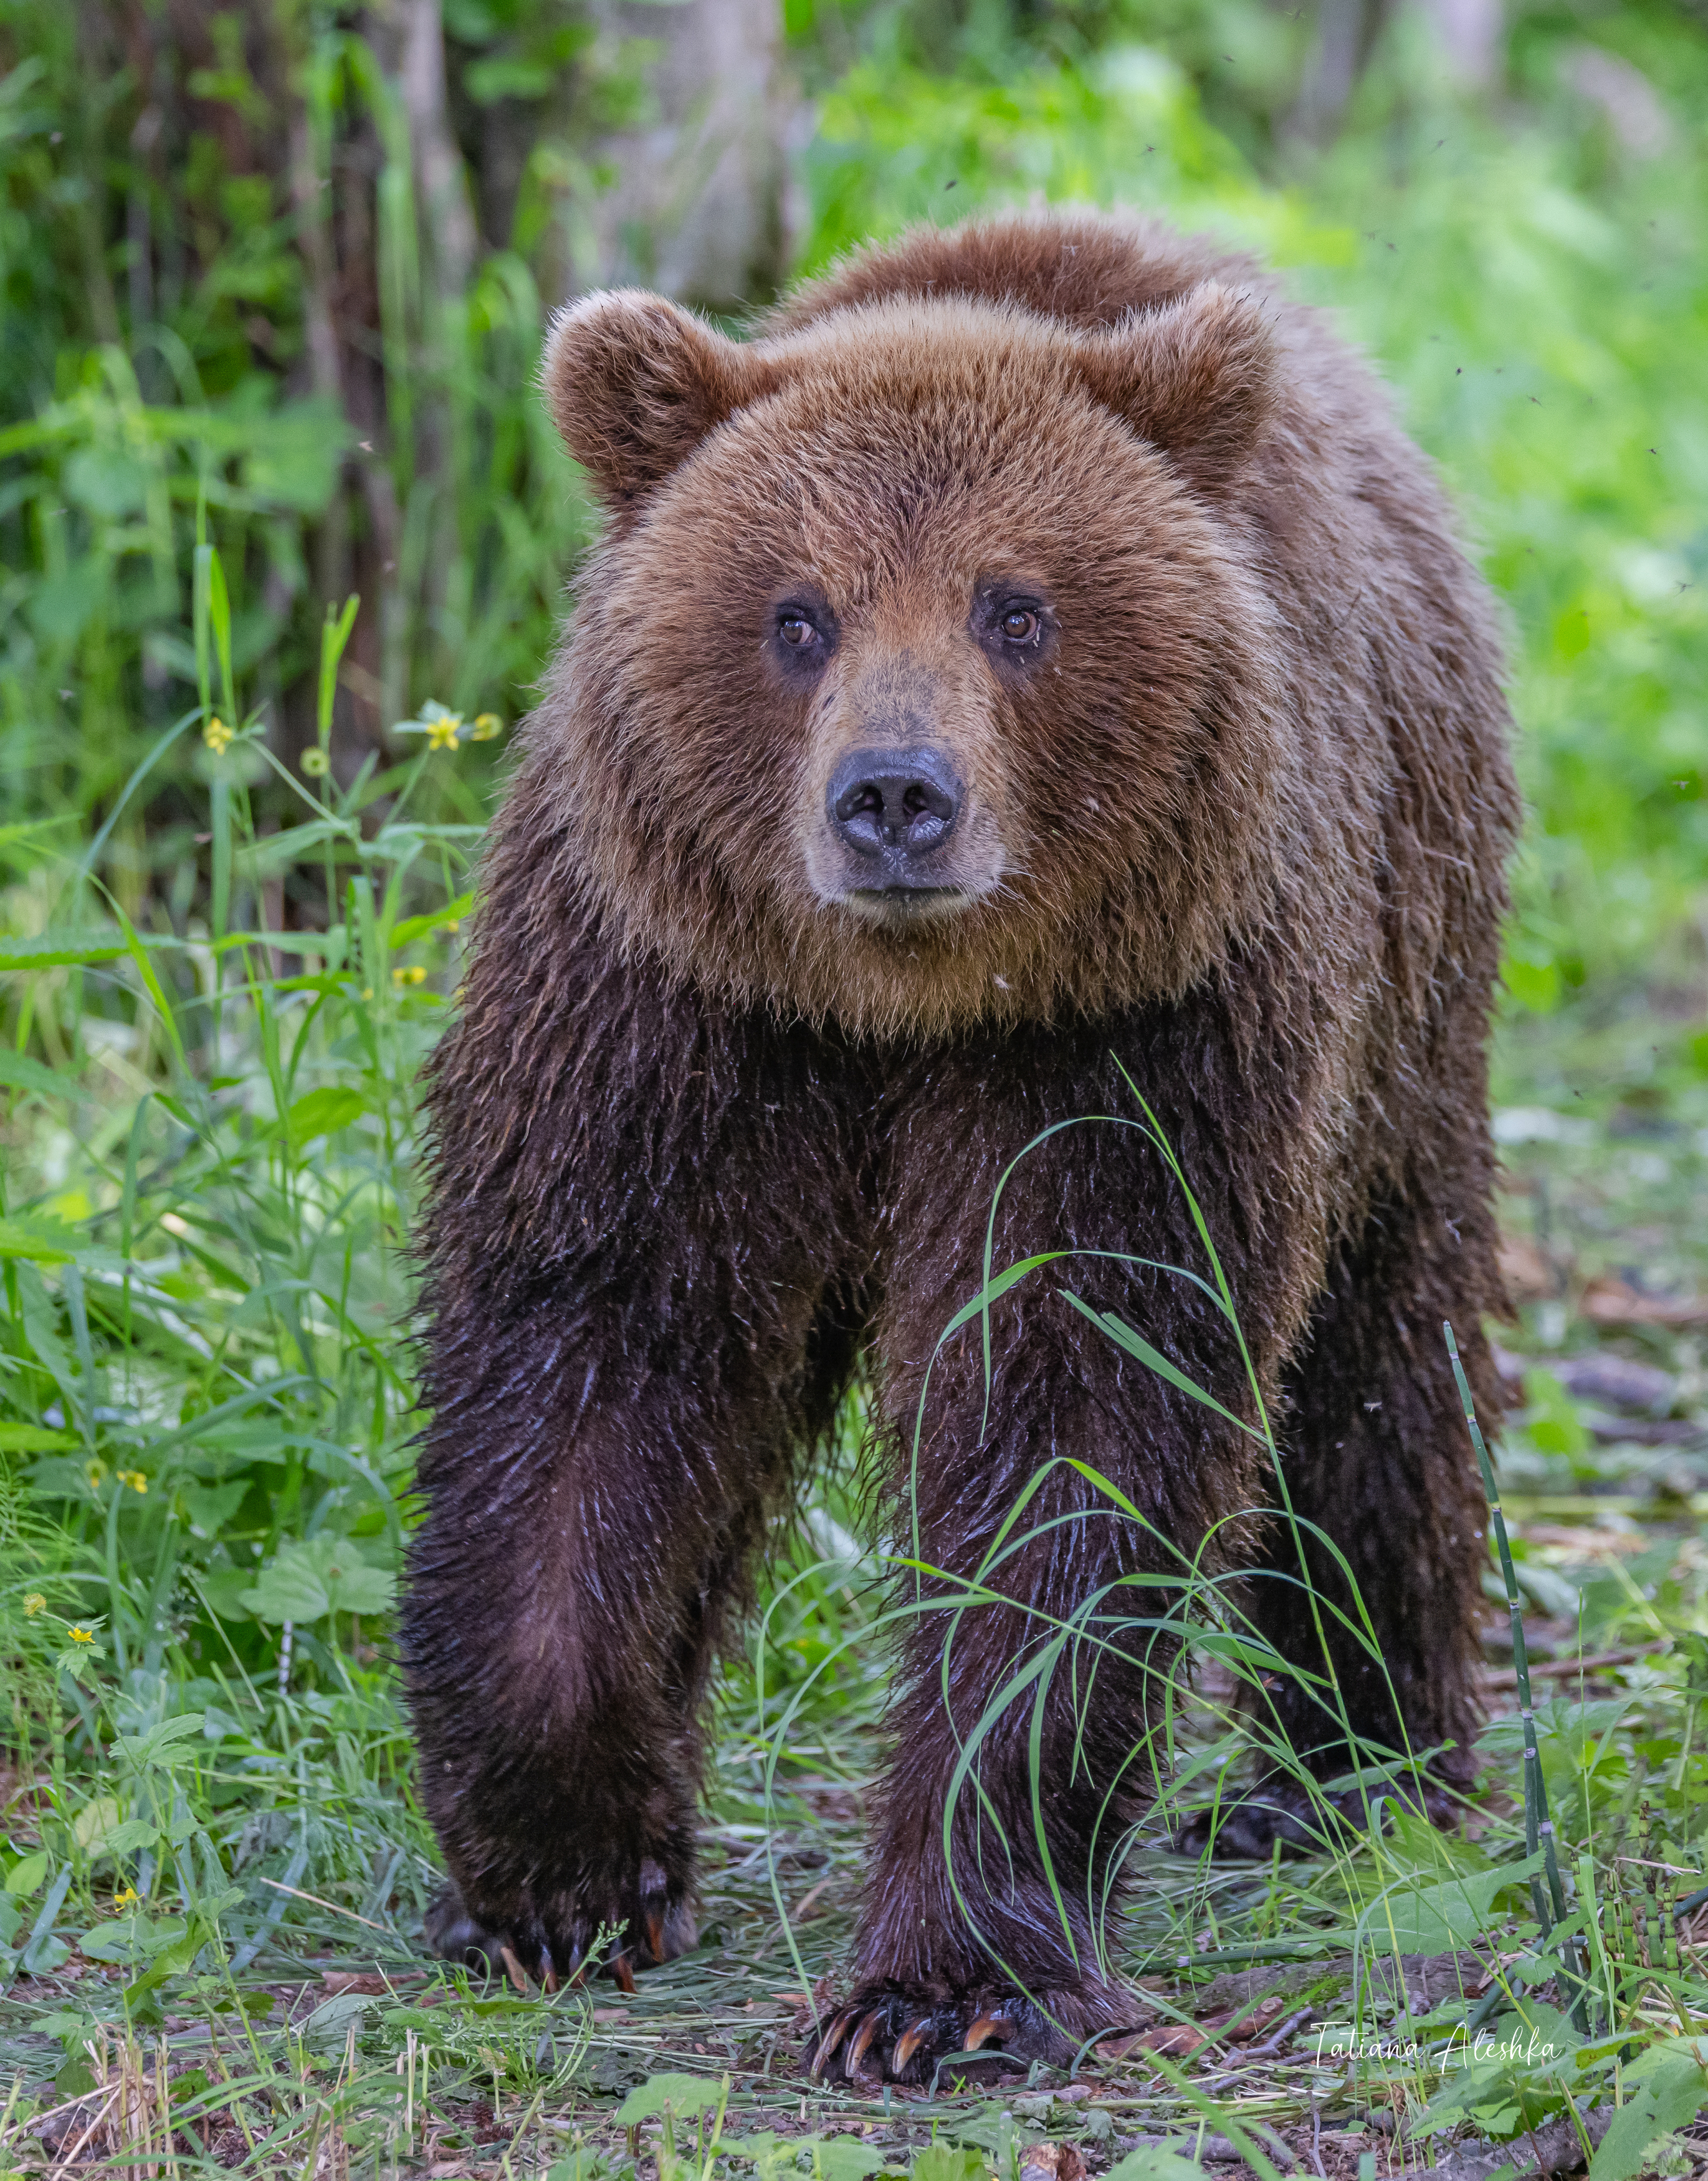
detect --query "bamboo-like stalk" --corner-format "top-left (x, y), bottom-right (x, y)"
top-left (1444, 1320), bottom-right (1591, 2026)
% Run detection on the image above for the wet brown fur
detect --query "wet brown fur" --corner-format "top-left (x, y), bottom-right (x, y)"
top-left (404, 210), bottom-right (1519, 2071)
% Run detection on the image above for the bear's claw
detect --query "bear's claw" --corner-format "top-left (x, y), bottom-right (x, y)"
top-left (425, 1878), bottom-right (695, 1989)
top-left (806, 1985), bottom-right (1127, 2084)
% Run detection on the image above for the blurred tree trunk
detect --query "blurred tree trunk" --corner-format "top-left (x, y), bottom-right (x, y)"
top-left (1416, 0), bottom-right (1502, 87)
top-left (582, 0), bottom-right (798, 308)
top-left (400, 0), bottom-right (479, 308)
top-left (1291, 0), bottom-right (1502, 141)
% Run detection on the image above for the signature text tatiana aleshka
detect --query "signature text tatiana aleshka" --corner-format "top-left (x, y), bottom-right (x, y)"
top-left (1314, 2024), bottom-right (1560, 2073)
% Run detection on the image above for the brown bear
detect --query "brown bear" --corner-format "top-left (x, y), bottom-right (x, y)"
top-left (404, 209), bottom-right (1519, 2079)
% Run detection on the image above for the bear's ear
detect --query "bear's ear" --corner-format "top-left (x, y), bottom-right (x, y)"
top-left (1072, 282), bottom-right (1277, 499)
top-left (543, 291), bottom-right (765, 505)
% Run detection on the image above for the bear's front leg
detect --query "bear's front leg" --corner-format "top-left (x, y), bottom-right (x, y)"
top-left (408, 1370), bottom-right (727, 1985)
top-left (811, 1450), bottom-right (1193, 2079)
top-left (815, 1039), bottom-right (1273, 2081)
top-left (407, 922), bottom-right (871, 1986)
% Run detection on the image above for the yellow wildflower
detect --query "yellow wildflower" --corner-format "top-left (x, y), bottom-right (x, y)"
top-left (112, 1886), bottom-right (139, 1909)
top-left (22, 1594), bottom-right (44, 1617)
top-left (425, 713), bottom-right (462, 752)
top-left (118, 1471), bottom-right (148, 1494)
top-left (85, 1460), bottom-right (106, 1491)
top-left (392, 965), bottom-right (427, 987)
top-left (470, 713), bottom-right (503, 742)
top-left (203, 716), bottom-right (234, 755)
top-left (301, 747), bottom-right (331, 778)
top-left (69, 1627), bottom-right (93, 1644)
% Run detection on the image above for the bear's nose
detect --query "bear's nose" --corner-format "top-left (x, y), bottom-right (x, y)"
top-left (827, 747), bottom-right (961, 861)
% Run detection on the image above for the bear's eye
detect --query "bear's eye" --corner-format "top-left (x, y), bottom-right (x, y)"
top-left (778, 614), bottom-right (819, 649)
top-left (1000, 608), bottom-right (1040, 646)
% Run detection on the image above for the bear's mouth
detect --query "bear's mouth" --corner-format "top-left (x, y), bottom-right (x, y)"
top-left (840, 885), bottom-right (975, 930)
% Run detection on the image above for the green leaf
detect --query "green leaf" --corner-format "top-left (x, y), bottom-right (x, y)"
top-left (0, 1217), bottom-right (79, 1263)
top-left (1588, 2056), bottom-right (1707, 2181)
top-left (118, 1921), bottom-right (214, 2002)
top-left (808, 2143), bottom-right (889, 2181)
top-left (113, 900), bottom-right (186, 1071)
top-left (616, 2072), bottom-right (728, 2125)
top-left (78, 1923), bottom-right (148, 1965)
top-left (112, 1713), bottom-right (207, 1772)
top-left (72, 1797), bottom-right (124, 1853)
top-left (0, 1423), bottom-right (79, 1453)
top-left (0, 932), bottom-right (126, 971)
top-left (911, 2150), bottom-right (991, 2181)
top-left (92, 1817), bottom-right (159, 1859)
top-left (389, 892), bottom-right (474, 948)
top-left (285, 1086), bottom-right (367, 1145)
top-left (239, 1549), bottom-right (330, 1623)
top-left (238, 1535), bottom-right (395, 1624)
top-left (1366, 1854), bottom-right (1545, 1954)
top-left (302, 1991), bottom-right (384, 2048)
top-left (64, 446), bottom-right (151, 519)
top-left (1104, 2149), bottom-right (1206, 2181)
top-left (0, 1048), bottom-right (77, 1101)
top-left (6, 1851), bottom-right (48, 1897)
top-left (1058, 1292), bottom-right (1263, 1439)
top-left (182, 1479), bottom-right (249, 1536)
top-left (241, 399), bottom-right (351, 515)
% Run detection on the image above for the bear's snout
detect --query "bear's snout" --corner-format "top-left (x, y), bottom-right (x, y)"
top-left (828, 745), bottom-right (961, 862)
top-left (819, 743), bottom-right (984, 927)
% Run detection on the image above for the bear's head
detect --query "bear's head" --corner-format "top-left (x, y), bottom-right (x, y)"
top-left (532, 222), bottom-right (1293, 1039)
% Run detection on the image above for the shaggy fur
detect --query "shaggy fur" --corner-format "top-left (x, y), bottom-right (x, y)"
top-left (404, 209), bottom-right (1519, 2078)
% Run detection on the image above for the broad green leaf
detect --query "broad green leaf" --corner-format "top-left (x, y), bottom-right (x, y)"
top-left (5, 1851), bottom-right (48, 1897)
top-left (239, 1550), bottom-right (330, 1623)
top-left (303, 1991), bottom-right (384, 2048)
top-left (1366, 1854), bottom-right (1544, 1954)
top-left (64, 446), bottom-right (151, 518)
top-left (77, 1923), bottom-right (148, 1965)
top-left (1588, 2055), bottom-right (1707, 2181)
top-left (285, 1086), bottom-right (366, 1145)
top-left (809, 2142), bottom-right (890, 2181)
top-left (616, 2072), bottom-right (728, 2124)
top-left (1104, 2149), bottom-right (1206, 2181)
top-left (71, 1797), bottom-right (124, 1853)
top-left (90, 1817), bottom-right (158, 1859)
top-left (912, 2150), bottom-right (991, 2181)
top-left (118, 1897), bottom-right (239, 2003)
top-left (239, 1535), bottom-right (395, 1623)
top-left (0, 1423), bottom-right (78, 1452)
top-left (241, 398), bottom-right (351, 515)
top-left (0, 1217), bottom-right (79, 1263)
top-left (182, 1480), bottom-right (249, 1536)
top-left (112, 1713), bottom-right (207, 1771)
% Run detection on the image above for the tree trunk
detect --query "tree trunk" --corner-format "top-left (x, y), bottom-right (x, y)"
top-left (582, 0), bottom-right (798, 310)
